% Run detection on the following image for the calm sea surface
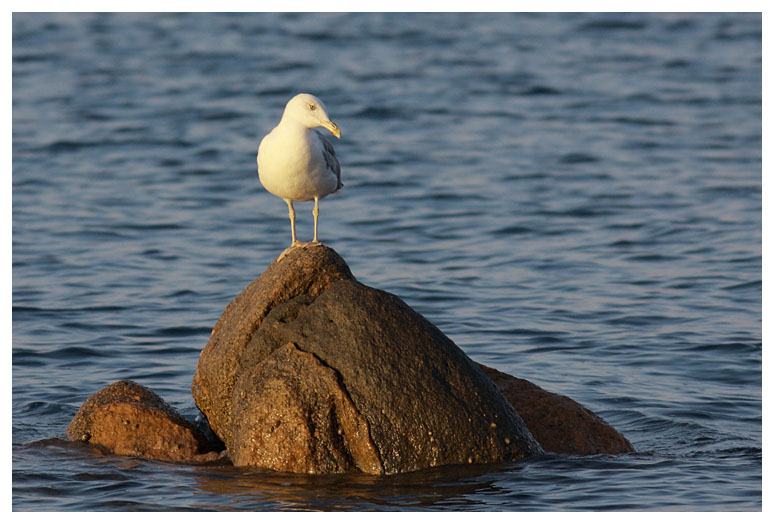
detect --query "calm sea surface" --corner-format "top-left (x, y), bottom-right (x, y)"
top-left (12, 13), bottom-right (761, 511)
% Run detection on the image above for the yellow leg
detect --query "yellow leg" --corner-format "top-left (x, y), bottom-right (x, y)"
top-left (285, 199), bottom-right (297, 246)
top-left (312, 196), bottom-right (320, 243)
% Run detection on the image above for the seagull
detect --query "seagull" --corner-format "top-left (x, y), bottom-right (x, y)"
top-left (257, 93), bottom-right (342, 247)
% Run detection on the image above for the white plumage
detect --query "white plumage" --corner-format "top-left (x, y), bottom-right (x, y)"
top-left (257, 93), bottom-right (342, 246)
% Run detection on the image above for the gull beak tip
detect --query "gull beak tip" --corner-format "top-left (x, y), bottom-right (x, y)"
top-left (327, 121), bottom-right (341, 139)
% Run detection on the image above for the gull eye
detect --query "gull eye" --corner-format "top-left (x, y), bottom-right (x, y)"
top-left (308, 103), bottom-right (317, 111)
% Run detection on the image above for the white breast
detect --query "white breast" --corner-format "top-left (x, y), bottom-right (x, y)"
top-left (257, 123), bottom-right (338, 202)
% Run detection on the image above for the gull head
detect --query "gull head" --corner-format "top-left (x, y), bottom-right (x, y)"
top-left (283, 93), bottom-right (341, 138)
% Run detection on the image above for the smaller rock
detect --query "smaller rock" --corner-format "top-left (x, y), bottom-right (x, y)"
top-left (67, 380), bottom-right (222, 463)
top-left (478, 364), bottom-right (635, 455)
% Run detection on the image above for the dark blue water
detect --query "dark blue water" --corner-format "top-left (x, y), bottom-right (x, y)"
top-left (12, 13), bottom-right (761, 511)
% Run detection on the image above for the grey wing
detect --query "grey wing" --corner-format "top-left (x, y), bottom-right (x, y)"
top-left (315, 130), bottom-right (342, 190)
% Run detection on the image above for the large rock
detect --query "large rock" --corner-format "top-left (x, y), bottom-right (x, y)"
top-left (192, 244), bottom-right (543, 474)
top-left (67, 380), bottom-right (222, 463)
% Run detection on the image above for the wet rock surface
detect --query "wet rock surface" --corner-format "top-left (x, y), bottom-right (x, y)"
top-left (230, 341), bottom-right (382, 474)
top-left (478, 363), bottom-right (635, 455)
top-left (66, 380), bottom-right (222, 463)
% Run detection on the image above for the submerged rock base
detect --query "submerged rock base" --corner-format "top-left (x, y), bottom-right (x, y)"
top-left (67, 244), bottom-right (633, 471)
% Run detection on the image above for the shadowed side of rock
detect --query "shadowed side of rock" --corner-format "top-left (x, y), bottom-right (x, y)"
top-left (191, 245), bottom-right (355, 446)
top-left (477, 363), bottom-right (635, 455)
top-left (66, 380), bottom-right (223, 463)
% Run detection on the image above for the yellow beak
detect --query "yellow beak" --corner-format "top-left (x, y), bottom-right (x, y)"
top-left (322, 120), bottom-right (341, 139)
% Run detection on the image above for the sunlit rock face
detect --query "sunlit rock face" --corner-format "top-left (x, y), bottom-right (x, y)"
top-left (67, 379), bottom-right (222, 464)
